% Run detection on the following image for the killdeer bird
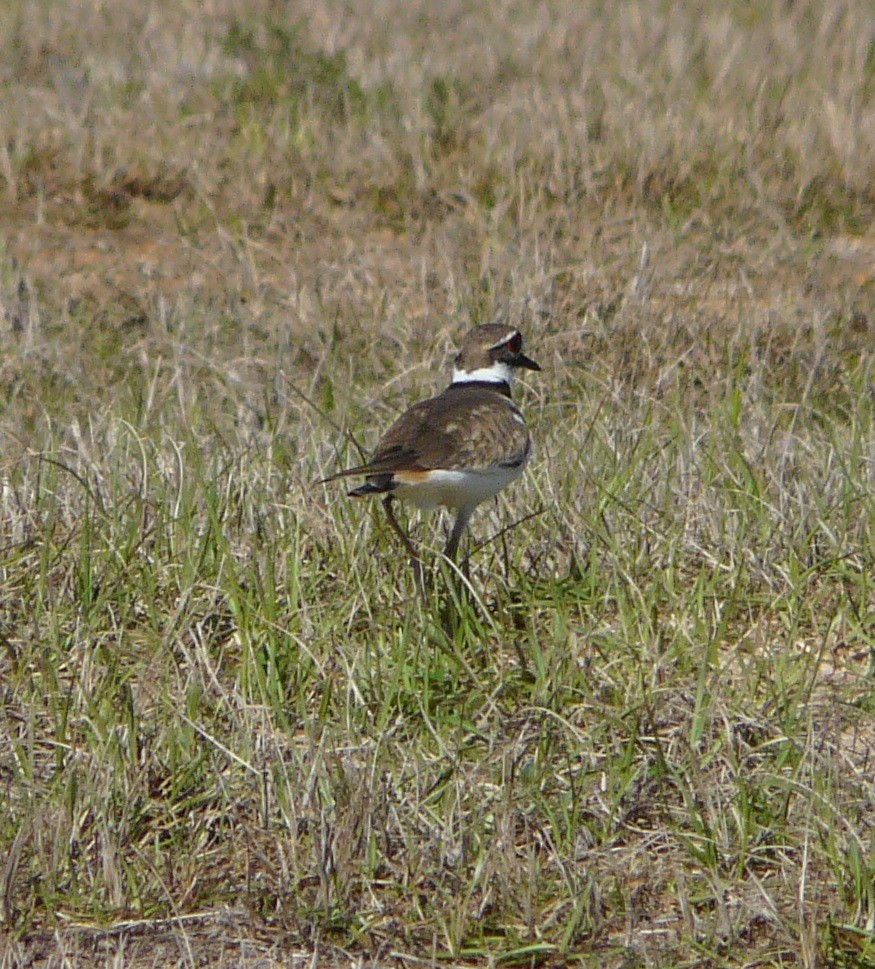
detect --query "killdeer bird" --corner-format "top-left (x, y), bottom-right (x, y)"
top-left (322, 324), bottom-right (541, 581)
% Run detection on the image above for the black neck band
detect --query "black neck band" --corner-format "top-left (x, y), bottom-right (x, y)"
top-left (448, 379), bottom-right (512, 398)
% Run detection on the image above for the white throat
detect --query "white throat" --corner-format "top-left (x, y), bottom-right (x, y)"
top-left (451, 360), bottom-right (514, 386)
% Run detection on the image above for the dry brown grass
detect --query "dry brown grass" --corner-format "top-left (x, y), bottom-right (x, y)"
top-left (1, 0), bottom-right (874, 966)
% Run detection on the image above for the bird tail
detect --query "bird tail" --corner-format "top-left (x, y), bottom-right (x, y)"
top-left (318, 467), bottom-right (363, 485)
top-left (320, 467), bottom-right (395, 497)
top-left (348, 474), bottom-right (395, 497)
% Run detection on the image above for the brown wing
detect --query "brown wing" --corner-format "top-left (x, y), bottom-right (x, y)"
top-left (408, 386), bottom-right (531, 471)
top-left (322, 385), bottom-right (530, 482)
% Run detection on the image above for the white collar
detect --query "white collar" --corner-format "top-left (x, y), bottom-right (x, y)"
top-left (451, 361), bottom-right (514, 386)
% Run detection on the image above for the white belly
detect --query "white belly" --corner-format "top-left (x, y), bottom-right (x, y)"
top-left (394, 464), bottom-right (526, 511)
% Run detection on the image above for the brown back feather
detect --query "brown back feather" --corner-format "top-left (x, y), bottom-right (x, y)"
top-left (322, 385), bottom-right (529, 483)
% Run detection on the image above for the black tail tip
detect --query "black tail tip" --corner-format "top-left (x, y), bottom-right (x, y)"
top-left (349, 475), bottom-right (394, 498)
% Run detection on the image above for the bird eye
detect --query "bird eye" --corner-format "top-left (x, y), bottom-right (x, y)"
top-left (506, 333), bottom-right (522, 353)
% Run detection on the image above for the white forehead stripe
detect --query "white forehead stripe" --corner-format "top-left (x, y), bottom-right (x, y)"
top-left (486, 330), bottom-right (520, 351)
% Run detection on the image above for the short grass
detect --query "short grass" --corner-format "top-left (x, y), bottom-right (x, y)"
top-left (1, 0), bottom-right (874, 966)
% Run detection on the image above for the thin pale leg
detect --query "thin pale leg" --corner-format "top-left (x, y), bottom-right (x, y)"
top-left (444, 506), bottom-right (474, 573)
top-left (439, 507), bottom-right (475, 634)
top-left (382, 495), bottom-right (426, 596)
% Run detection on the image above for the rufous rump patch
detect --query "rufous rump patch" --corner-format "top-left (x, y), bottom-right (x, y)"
top-left (393, 470), bottom-right (432, 484)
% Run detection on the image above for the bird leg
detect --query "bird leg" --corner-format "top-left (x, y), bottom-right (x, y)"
top-left (438, 507), bottom-right (476, 634)
top-left (444, 507), bottom-right (474, 576)
top-left (382, 495), bottom-right (426, 596)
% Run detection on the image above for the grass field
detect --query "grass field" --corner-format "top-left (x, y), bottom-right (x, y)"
top-left (1, 0), bottom-right (874, 966)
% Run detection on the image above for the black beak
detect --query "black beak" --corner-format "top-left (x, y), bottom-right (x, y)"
top-left (512, 351), bottom-right (541, 372)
